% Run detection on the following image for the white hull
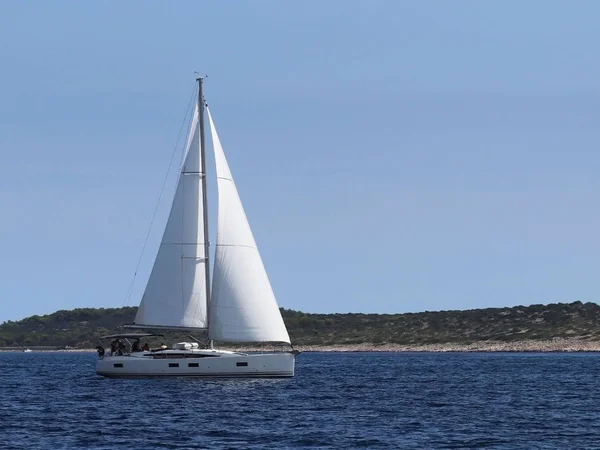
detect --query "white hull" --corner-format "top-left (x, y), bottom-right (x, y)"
top-left (96, 350), bottom-right (296, 378)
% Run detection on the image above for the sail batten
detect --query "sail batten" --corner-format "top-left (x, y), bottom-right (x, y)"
top-left (207, 108), bottom-right (291, 344)
top-left (134, 106), bottom-right (209, 329)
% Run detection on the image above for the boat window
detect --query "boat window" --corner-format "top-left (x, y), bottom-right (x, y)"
top-left (153, 353), bottom-right (185, 359)
top-left (113, 363), bottom-right (123, 368)
top-left (188, 363), bottom-right (199, 368)
top-left (236, 362), bottom-right (248, 367)
top-left (169, 363), bottom-right (179, 368)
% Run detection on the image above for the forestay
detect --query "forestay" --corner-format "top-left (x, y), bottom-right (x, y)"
top-left (134, 106), bottom-right (209, 329)
top-left (207, 108), bottom-right (290, 343)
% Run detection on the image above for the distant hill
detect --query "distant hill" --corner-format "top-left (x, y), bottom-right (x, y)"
top-left (1, 301), bottom-right (599, 348)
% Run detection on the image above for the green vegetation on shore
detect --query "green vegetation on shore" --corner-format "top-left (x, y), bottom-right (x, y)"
top-left (1, 301), bottom-right (599, 349)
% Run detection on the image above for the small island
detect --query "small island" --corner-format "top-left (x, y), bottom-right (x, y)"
top-left (2, 301), bottom-right (600, 352)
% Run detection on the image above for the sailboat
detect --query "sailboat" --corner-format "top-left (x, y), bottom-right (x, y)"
top-left (96, 78), bottom-right (296, 378)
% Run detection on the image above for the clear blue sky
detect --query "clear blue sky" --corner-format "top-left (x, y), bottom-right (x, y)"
top-left (2, 1), bottom-right (600, 322)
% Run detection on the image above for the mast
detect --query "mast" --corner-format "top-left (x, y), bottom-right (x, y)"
top-left (197, 77), bottom-right (212, 343)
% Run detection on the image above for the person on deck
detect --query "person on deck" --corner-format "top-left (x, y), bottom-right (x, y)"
top-left (142, 342), bottom-right (150, 351)
top-left (116, 339), bottom-right (125, 356)
top-left (132, 339), bottom-right (141, 352)
top-left (110, 340), bottom-right (118, 356)
top-left (160, 343), bottom-right (168, 350)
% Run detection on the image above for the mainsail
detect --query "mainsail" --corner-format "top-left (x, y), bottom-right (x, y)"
top-left (134, 106), bottom-right (209, 329)
top-left (207, 108), bottom-right (291, 343)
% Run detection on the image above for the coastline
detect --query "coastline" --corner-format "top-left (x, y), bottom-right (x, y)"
top-left (4, 338), bottom-right (600, 353)
top-left (291, 339), bottom-right (600, 352)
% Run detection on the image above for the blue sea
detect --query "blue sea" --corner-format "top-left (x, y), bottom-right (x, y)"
top-left (1, 352), bottom-right (599, 449)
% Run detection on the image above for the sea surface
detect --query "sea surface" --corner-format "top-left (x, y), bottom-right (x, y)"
top-left (0, 352), bottom-right (599, 449)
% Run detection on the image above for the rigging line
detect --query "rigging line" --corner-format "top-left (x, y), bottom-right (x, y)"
top-left (122, 83), bottom-right (198, 306)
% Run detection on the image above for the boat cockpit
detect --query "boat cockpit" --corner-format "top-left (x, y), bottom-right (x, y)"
top-left (96, 333), bottom-right (239, 359)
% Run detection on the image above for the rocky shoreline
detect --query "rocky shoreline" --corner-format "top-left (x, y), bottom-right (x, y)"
top-left (5, 338), bottom-right (600, 353)
top-left (291, 339), bottom-right (600, 352)
top-left (228, 338), bottom-right (600, 353)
